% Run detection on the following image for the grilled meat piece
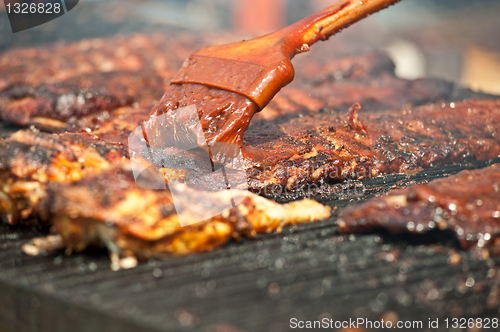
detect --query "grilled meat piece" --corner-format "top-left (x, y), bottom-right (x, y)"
top-left (82, 56), bottom-right (469, 161)
top-left (0, 127), bottom-right (331, 257)
top-left (0, 120), bottom-right (22, 139)
top-left (143, 52), bottom-right (458, 161)
top-left (0, 71), bottom-right (167, 129)
top-left (0, 129), bottom-right (129, 225)
top-left (118, 99), bottom-right (500, 198)
top-left (48, 164), bottom-right (330, 259)
top-left (257, 50), bottom-right (457, 122)
top-left (251, 73), bottom-right (457, 128)
top-left (245, 99), bottom-right (500, 197)
top-left (0, 32), bottom-right (210, 137)
top-left (338, 164), bottom-right (500, 249)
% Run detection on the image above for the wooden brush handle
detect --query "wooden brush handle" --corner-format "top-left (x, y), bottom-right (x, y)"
top-left (283, 0), bottom-right (401, 56)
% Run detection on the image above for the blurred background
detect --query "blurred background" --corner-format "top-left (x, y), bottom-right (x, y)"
top-left (1, 0), bottom-right (499, 94)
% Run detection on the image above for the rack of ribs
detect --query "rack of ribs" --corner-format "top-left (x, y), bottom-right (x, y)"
top-left (338, 164), bottom-right (500, 250)
top-left (0, 34), bottom-right (473, 136)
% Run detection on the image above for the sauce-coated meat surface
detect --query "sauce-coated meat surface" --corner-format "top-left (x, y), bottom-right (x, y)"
top-left (338, 164), bottom-right (500, 249)
top-left (245, 99), bottom-right (500, 197)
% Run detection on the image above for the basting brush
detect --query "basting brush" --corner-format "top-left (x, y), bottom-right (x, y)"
top-left (143, 0), bottom-right (401, 169)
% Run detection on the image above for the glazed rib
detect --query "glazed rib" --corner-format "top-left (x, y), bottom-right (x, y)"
top-left (119, 98), bottom-right (500, 197)
top-left (0, 32), bottom-right (499, 263)
top-left (0, 33), bottom-right (203, 133)
top-left (48, 164), bottom-right (330, 259)
top-left (0, 39), bottom-right (476, 150)
top-left (257, 52), bottom-right (456, 122)
top-left (338, 164), bottom-right (500, 249)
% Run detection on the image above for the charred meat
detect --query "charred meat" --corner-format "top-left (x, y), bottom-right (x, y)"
top-left (338, 164), bottom-right (500, 249)
top-left (0, 71), bottom-right (165, 127)
top-left (0, 129), bottom-right (129, 225)
top-left (0, 128), bottom-right (331, 259)
top-left (245, 99), bottom-right (500, 197)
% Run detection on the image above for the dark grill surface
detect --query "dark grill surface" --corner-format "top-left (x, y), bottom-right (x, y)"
top-left (2, 1), bottom-right (500, 331)
top-left (1, 159), bottom-right (500, 332)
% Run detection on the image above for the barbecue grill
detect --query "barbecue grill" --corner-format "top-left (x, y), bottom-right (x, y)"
top-left (1, 1), bottom-right (500, 332)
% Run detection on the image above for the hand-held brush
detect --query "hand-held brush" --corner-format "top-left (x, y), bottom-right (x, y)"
top-left (143, 0), bottom-right (401, 169)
